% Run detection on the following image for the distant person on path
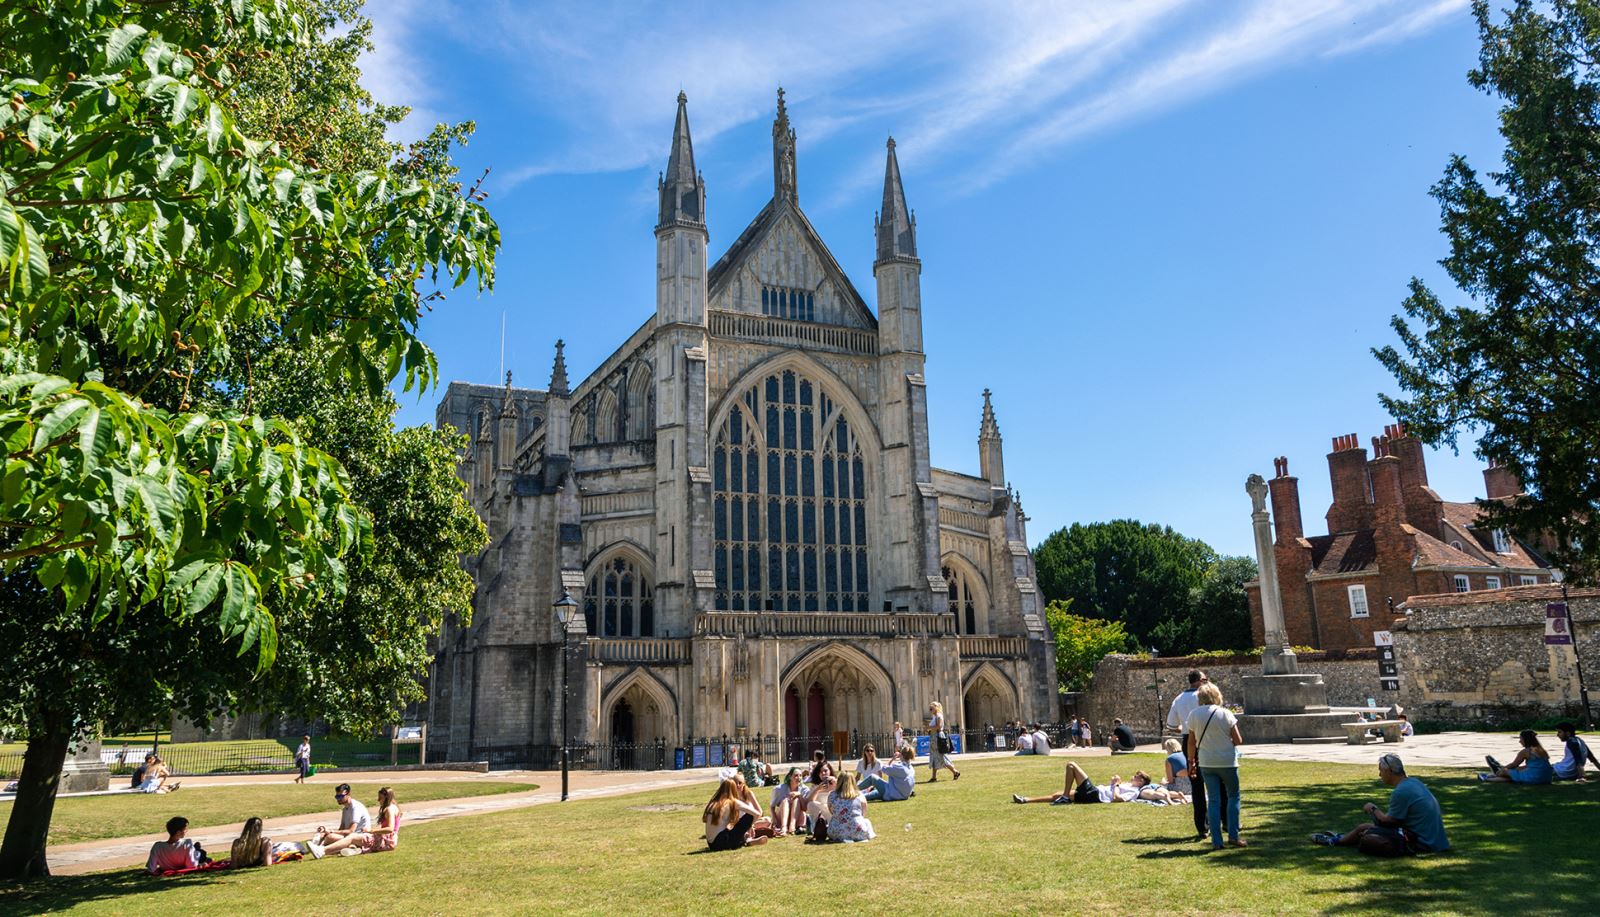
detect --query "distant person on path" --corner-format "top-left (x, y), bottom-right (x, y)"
top-left (826, 772), bottom-right (877, 843)
top-left (1185, 683), bottom-right (1246, 849)
top-left (1552, 722), bottom-right (1598, 781)
top-left (1168, 669), bottom-right (1213, 842)
top-left (770, 768), bottom-right (806, 836)
top-left (1109, 718), bottom-right (1136, 753)
top-left (926, 701), bottom-right (961, 782)
top-left (146, 816), bottom-right (204, 874)
top-left (1312, 754), bottom-right (1449, 855)
top-left (230, 816), bottom-right (273, 868)
top-left (294, 735), bottom-right (312, 784)
top-left (1162, 738), bottom-right (1192, 796)
top-left (308, 782), bottom-right (371, 858)
top-left (703, 777), bottom-right (768, 851)
top-left (985, 723), bottom-right (997, 751)
top-left (893, 721), bottom-right (905, 751)
top-left (1080, 720), bottom-right (1092, 747)
top-left (1479, 730), bottom-right (1554, 784)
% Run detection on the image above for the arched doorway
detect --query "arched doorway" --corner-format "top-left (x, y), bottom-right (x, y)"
top-left (611, 699), bottom-right (636, 768)
top-left (963, 667), bottom-right (1016, 741)
top-left (781, 645), bottom-right (891, 760)
top-left (602, 675), bottom-right (675, 770)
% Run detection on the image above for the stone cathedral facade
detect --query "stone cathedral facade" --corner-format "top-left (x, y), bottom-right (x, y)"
top-left (426, 92), bottom-right (1056, 764)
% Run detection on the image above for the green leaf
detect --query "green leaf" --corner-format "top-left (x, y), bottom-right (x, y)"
top-left (183, 563), bottom-right (225, 619)
top-left (33, 397), bottom-right (92, 450)
top-left (106, 24), bottom-right (148, 68)
top-left (77, 404), bottom-right (103, 474)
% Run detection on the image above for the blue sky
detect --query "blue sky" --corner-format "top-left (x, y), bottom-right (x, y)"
top-left (362, 0), bottom-right (1503, 558)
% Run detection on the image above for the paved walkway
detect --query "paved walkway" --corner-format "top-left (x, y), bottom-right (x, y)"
top-left (40, 733), bottom-right (1503, 875)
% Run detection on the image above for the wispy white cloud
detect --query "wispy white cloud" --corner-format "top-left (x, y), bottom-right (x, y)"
top-left (364, 0), bottom-right (1472, 198)
top-left (357, 0), bottom-right (446, 142)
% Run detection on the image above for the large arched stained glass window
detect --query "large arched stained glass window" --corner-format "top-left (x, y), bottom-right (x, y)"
top-left (713, 368), bottom-right (869, 612)
top-left (584, 554), bottom-right (654, 637)
top-left (943, 564), bottom-right (981, 634)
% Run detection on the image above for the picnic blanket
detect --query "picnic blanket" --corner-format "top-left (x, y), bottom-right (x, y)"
top-left (157, 859), bottom-right (232, 877)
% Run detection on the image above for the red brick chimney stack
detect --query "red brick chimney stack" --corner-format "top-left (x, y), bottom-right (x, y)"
top-left (1368, 435), bottom-right (1404, 524)
top-left (1268, 455), bottom-right (1303, 544)
top-left (1483, 458), bottom-right (1524, 501)
top-left (1326, 433), bottom-right (1373, 533)
top-left (1382, 422), bottom-right (1444, 539)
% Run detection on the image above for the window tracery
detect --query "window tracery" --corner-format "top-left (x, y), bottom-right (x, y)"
top-left (584, 553), bottom-right (654, 637)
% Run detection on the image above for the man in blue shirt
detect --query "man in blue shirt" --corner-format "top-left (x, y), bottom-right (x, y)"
top-left (866, 745), bottom-right (916, 801)
top-left (1312, 754), bottom-right (1449, 856)
top-left (1553, 722), bottom-right (1599, 781)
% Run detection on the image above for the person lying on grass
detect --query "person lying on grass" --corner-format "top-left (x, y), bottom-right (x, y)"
top-left (704, 777), bottom-right (769, 851)
top-left (1478, 730), bottom-right (1554, 784)
top-left (1311, 754), bottom-right (1449, 856)
top-left (315, 786), bottom-right (402, 856)
top-left (1011, 761), bottom-right (1187, 806)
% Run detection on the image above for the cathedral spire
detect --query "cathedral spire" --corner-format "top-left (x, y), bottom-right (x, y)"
top-left (875, 136), bottom-right (917, 264)
top-left (657, 91), bottom-right (704, 228)
top-left (979, 389), bottom-right (1005, 486)
top-left (773, 87), bottom-right (797, 203)
top-left (549, 339), bottom-right (569, 396)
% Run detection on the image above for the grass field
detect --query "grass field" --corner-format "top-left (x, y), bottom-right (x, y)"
top-left (1, 738), bottom-right (415, 778)
top-left (0, 781), bottom-right (536, 845)
top-left (2, 754), bottom-right (1596, 915)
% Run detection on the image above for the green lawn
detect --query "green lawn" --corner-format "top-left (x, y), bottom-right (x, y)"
top-left (1, 738), bottom-right (420, 778)
top-left (2, 755), bottom-right (1595, 915)
top-left (1, 781), bottom-right (536, 845)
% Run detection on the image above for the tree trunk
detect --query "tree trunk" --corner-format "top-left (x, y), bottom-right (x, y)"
top-left (0, 715), bottom-right (71, 879)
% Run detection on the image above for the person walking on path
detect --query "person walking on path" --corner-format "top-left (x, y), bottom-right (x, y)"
top-left (1167, 669), bottom-right (1213, 842)
top-left (294, 735), bottom-right (312, 784)
top-left (1185, 682), bottom-right (1245, 849)
top-left (925, 701), bottom-right (961, 782)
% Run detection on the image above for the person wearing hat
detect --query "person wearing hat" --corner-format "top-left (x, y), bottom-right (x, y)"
top-left (1311, 754), bottom-right (1449, 856)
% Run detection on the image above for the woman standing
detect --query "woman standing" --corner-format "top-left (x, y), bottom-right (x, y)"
top-left (925, 701), bottom-right (961, 782)
top-left (294, 735), bottom-right (312, 784)
top-left (1185, 684), bottom-right (1245, 849)
top-left (826, 772), bottom-right (876, 843)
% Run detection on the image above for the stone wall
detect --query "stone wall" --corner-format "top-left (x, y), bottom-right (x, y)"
top-left (1394, 585), bottom-right (1600, 727)
top-left (1079, 650), bottom-right (1384, 740)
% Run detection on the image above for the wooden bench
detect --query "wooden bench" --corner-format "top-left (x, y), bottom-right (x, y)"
top-left (1342, 720), bottom-right (1405, 745)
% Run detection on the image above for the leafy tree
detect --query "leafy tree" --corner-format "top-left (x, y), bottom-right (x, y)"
top-left (1033, 520), bottom-right (1255, 656)
top-left (1375, 0), bottom-right (1600, 581)
top-left (1045, 600), bottom-right (1132, 693)
top-left (0, 0), bottom-right (496, 878)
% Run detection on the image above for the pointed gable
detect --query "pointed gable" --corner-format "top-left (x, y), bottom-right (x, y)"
top-left (707, 200), bottom-right (876, 330)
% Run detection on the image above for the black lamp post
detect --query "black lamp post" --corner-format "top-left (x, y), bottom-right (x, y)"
top-left (552, 589), bottom-right (579, 802)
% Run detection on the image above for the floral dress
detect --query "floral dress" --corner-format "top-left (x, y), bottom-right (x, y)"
top-left (826, 790), bottom-right (876, 843)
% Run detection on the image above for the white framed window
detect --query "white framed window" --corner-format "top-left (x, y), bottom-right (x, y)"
top-left (1347, 584), bottom-right (1370, 618)
top-left (1520, 575), bottom-right (1539, 586)
top-left (1453, 575), bottom-right (1471, 593)
top-left (1450, 540), bottom-right (1464, 551)
top-left (1492, 529), bottom-right (1511, 554)
top-left (1485, 576), bottom-right (1501, 590)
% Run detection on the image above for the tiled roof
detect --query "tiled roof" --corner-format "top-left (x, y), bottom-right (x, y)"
top-left (1429, 501), bottom-right (1551, 570)
top-left (1308, 531), bottom-right (1377, 575)
top-left (1401, 582), bottom-right (1599, 609)
top-left (1410, 528), bottom-right (1491, 568)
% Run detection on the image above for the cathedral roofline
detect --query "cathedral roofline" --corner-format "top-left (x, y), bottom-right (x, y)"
top-left (706, 197), bottom-right (877, 329)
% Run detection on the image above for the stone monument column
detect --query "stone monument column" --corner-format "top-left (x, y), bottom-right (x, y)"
top-left (1247, 474), bottom-right (1298, 675)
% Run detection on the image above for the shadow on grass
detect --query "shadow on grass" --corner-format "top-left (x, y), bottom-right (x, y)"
top-left (0, 869), bottom-right (227, 915)
top-left (1150, 772), bottom-right (1600, 915)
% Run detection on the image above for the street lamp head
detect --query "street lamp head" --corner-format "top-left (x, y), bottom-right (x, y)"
top-left (552, 589), bottom-right (579, 625)
top-left (1151, 647), bottom-right (1159, 659)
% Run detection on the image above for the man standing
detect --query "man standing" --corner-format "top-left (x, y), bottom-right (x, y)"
top-left (1166, 669), bottom-right (1211, 842)
top-left (1313, 754), bottom-right (1449, 856)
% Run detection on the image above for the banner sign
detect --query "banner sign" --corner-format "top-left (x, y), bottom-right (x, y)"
top-left (1374, 631), bottom-right (1398, 691)
top-left (1546, 603), bottom-right (1574, 646)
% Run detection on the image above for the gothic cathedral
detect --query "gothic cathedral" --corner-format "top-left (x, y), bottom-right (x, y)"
top-left (427, 91), bottom-right (1056, 764)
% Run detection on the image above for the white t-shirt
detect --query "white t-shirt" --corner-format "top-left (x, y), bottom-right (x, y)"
top-left (1184, 705), bottom-right (1240, 768)
top-left (1032, 730), bottom-right (1051, 754)
top-left (340, 799), bottom-right (372, 833)
top-left (1097, 782), bottom-right (1141, 803)
top-left (146, 839), bottom-right (199, 874)
top-left (1167, 688), bottom-right (1201, 733)
top-left (1014, 732), bottom-right (1035, 752)
top-left (856, 758), bottom-right (884, 780)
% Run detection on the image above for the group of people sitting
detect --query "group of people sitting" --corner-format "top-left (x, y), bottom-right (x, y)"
top-left (704, 744), bottom-right (919, 850)
top-left (1010, 723), bottom-right (1054, 755)
top-left (131, 753), bottom-right (181, 794)
top-left (1478, 724), bottom-right (1597, 784)
top-left (145, 783), bottom-right (401, 875)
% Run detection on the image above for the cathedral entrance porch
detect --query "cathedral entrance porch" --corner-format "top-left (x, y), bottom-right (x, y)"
top-left (779, 644), bottom-right (892, 760)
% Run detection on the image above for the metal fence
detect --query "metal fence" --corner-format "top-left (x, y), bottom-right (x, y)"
top-left (0, 740), bottom-right (421, 782)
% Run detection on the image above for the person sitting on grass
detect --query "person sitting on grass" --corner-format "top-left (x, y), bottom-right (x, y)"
top-left (1312, 753), bottom-right (1449, 856)
top-left (808, 749), bottom-right (834, 786)
top-left (705, 777), bottom-right (769, 851)
top-left (137, 756), bottom-right (181, 794)
top-left (1162, 738), bottom-right (1192, 796)
top-left (737, 748), bottom-right (766, 788)
top-left (318, 786), bottom-right (403, 856)
top-left (130, 753), bottom-right (156, 790)
top-left (861, 745), bottom-right (916, 802)
top-left (307, 782), bottom-right (371, 859)
top-left (1108, 718), bottom-right (1136, 753)
top-left (1553, 722), bottom-right (1598, 782)
top-left (855, 744), bottom-right (885, 799)
top-left (1010, 761), bottom-right (1144, 805)
top-left (826, 771), bottom-right (876, 843)
top-left (230, 816), bottom-right (272, 868)
top-left (1032, 723), bottom-right (1053, 756)
top-left (770, 768), bottom-right (806, 836)
top-left (729, 771), bottom-right (777, 840)
top-left (1013, 726), bottom-right (1036, 755)
top-left (1479, 730), bottom-right (1554, 784)
top-left (1397, 714), bottom-right (1414, 738)
top-left (804, 772), bottom-right (838, 840)
top-left (146, 816), bottom-right (206, 874)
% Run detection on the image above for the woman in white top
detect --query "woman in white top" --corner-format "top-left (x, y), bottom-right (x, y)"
top-left (1184, 683), bottom-right (1245, 849)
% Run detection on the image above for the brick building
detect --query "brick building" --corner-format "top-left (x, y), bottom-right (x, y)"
top-left (1245, 425), bottom-right (1556, 653)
